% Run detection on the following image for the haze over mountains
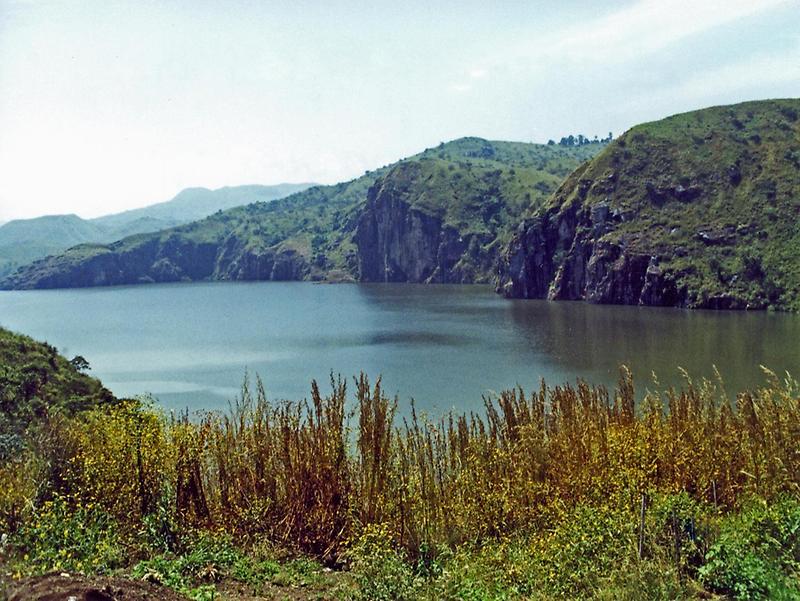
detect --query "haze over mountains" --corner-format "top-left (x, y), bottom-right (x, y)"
top-left (0, 183), bottom-right (313, 277)
top-left (4, 99), bottom-right (799, 311)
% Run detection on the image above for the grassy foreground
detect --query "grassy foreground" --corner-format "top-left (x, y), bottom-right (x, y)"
top-left (1, 353), bottom-right (799, 598)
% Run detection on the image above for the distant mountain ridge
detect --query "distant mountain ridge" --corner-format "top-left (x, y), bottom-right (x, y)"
top-left (0, 138), bottom-right (603, 288)
top-left (0, 183), bottom-right (314, 276)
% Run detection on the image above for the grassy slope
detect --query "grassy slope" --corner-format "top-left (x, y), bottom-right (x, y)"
top-left (0, 327), bottom-right (114, 441)
top-left (383, 139), bottom-right (597, 236)
top-left (2, 138), bottom-right (602, 288)
top-left (540, 98), bottom-right (800, 309)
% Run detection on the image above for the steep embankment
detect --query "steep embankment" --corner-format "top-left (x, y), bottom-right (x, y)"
top-left (2, 139), bottom-right (602, 289)
top-left (356, 139), bottom-right (600, 283)
top-left (498, 99), bottom-right (800, 310)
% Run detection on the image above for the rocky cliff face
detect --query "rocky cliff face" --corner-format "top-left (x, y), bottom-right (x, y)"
top-left (214, 236), bottom-right (309, 281)
top-left (499, 195), bottom-right (688, 307)
top-left (498, 99), bottom-right (800, 311)
top-left (3, 232), bottom-right (310, 289)
top-left (355, 165), bottom-right (486, 283)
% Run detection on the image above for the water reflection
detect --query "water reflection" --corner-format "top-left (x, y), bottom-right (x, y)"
top-left (0, 282), bottom-right (797, 417)
top-left (507, 299), bottom-right (800, 393)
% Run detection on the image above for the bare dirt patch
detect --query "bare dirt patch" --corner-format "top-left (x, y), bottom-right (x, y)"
top-left (3, 572), bottom-right (188, 601)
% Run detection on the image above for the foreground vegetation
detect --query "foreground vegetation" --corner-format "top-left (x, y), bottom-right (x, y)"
top-left (0, 327), bottom-right (798, 599)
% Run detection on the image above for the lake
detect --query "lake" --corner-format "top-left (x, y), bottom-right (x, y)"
top-left (1, 282), bottom-right (798, 417)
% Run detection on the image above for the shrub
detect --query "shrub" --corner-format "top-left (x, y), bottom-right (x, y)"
top-left (11, 494), bottom-right (122, 576)
top-left (346, 523), bottom-right (423, 601)
top-left (699, 496), bottom-right (800, 599)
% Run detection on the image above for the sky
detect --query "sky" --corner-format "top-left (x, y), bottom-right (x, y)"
top-left (0, 0), bottom-right (798, 222)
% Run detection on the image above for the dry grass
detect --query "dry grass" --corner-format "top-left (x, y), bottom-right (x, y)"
top-left (6, 368), bottom-right (798, 562)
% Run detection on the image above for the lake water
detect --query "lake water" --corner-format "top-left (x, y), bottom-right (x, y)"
top-left (1, 282), bottom-right (798, 417)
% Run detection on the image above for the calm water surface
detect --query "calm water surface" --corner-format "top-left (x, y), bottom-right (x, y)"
top-left (0, 282), bottom-right (798, 416)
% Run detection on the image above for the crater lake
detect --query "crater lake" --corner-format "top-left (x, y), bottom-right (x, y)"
top-left (1, 281), bottom-right (798, 416)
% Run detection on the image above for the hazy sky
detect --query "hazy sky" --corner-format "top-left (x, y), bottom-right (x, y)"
top-left (1, 0), bottom-right (798, 222)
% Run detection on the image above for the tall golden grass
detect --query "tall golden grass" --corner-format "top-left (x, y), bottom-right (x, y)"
top-left (4, 367), bottom-right (798, 561)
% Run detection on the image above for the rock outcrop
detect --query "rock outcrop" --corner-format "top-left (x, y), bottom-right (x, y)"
top-left (213, 235), bottom-right (310, 281)
top-left (355, 166), bottom-right (477, 283)
top-left (498, 98), bottom-right (800, 311)
top-left (499, 197), bottom-right (687, 306)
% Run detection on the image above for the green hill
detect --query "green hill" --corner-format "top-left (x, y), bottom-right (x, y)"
top-left (498, 98), bottom-right (800, 311)
top-left (1, 139), bottom-right (603, 289)
top-left (0, 215), bottom-right (107, 276)
top-left (0, 184), bottom-right (314, 277)
top-left (0, 327), bottom-right (114, 455)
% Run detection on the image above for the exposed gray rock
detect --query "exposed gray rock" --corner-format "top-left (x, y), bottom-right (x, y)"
top-left (497, 201), bottom-right (689, 307)
top-left (355, 176), bottom-right (487, 283)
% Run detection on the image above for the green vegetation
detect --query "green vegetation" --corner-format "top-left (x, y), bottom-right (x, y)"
top-left (0, 327), bottom-right (113, 448)
top-left (609, 99), bottom-right (800, 309)
top-left (0, 215), bottom-right (106, 278)
top-left (0, 184), bottom-right (313, 278)
top-left (501, 98), bottom-right (800, 310)
top-left (359, 139), bottom-right (600, 282)
top-left (1, 138), bottom-right (602, 288)
top-left (1, 329), bottom-right (798, 599)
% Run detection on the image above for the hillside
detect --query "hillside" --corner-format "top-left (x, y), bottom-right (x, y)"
top-left (91, 183), bottom-right (314, 229)
top-left (1, 139), bottom-right (602, 289)
top-left (0, 184), bottom-right (313, 277)
top-left (498, 99), bottom-right (800, 311)
top-left (0, 327), bottom-right (114, 452)
top-left (0, 215), bottom-right (107, 275)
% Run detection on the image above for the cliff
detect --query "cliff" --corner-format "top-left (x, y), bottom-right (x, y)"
top-left (356, 161), bottom-right (510, 284)
top-left (498, 99), bottom-right (800, 311)
top-left (2, 138), bottom-right (601, 289)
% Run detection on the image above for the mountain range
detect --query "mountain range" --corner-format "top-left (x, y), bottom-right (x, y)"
top-left (0, 138), bottom-right (602, 288)
top-left (3, 98), bottom-right (798, 311)
top-left (0, 183), bottom-right (313, 276)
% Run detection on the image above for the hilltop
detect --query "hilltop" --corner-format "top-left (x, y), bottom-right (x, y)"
top-left (0, 183), bottom-right (314, 277)
top-left (498, 99), bottom-right (800, 310)
top-left (1, 139), bottom-right (602, 289)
